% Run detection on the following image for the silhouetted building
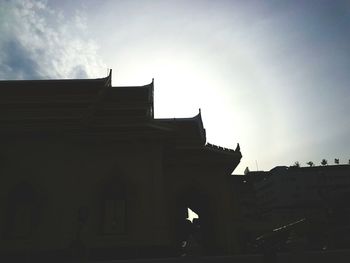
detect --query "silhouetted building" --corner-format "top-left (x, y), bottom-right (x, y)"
top-left (0, 71), bottom-right (242, 260)
top-left (229, 172), bottom-right (271, 252)
top-left (254, 165), bottom-right (350, 221)
top-left (253, 164), bottom-right (350, 249)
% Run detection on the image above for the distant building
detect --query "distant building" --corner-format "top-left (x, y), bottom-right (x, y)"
top-left (0, 71), bottom-right (242, 260)
top-left (229, 171), bottom-right (271, 252)
top-left (230, 164), bottom-right (350, 251)
top-left (253, 164), bottom-right (350, 249)
top-left (231, 171), bottom-right (267, 220)
top-left (254, 165), bottom-right (350, 221)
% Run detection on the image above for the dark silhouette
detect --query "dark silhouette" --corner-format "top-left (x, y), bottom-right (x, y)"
top-left (2, 71), bottom-right (350, 262)
top-left (180, 218), bottom-right (202, 257)
top-left (235, 163), bottom-right (350, 257)
top-left (306, 161), bottom-right (314, 167)
top-left (293, 161), bottom-right (300, 167)
top-left (0, 71), bottom-right (242, 261)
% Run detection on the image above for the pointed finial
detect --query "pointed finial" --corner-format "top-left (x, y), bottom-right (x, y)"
top-left (235, 143), bottom-right (240, 152)
top-left (107, 68), bottom-right (112, 77)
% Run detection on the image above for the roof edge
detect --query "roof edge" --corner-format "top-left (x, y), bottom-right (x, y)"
top-left (0, 73), bottom-right (111, 83)
top-left (205, 142), bottom-right (242, 156)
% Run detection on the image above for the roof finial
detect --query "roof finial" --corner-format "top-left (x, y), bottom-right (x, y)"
top-left (104, 69), bottom-right (112, 87)
top-left (199, 108), bottom-right (201, 114)
top-left (235, 143), bottom-right (240, 152)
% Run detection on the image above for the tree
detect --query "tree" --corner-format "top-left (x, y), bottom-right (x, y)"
top-left (293, 161), bottom-right (300, 167)
top-left (307, 161), bottom-right (314, 167)
top-left (334, 158), bottom-right (339, 164)
top-left (321, 159), bottom-right (328, 166)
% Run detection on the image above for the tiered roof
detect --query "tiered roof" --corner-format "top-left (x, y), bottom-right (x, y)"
top-left (0, 71), bottom-right (153, 135)
top-left (154, 112), bottom-right (206, 146)
top-left (0, 71), bottom-right (241, 171)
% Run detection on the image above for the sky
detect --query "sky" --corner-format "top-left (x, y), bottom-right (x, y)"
top-left (0, 0), bottom-right (349, 174)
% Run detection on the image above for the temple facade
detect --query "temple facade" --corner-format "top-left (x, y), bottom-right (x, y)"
top-left (0, 71), bottom-right (242, 260)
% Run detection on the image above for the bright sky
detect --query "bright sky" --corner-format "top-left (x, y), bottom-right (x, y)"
top-left (1, 0), bottom-right (349, 173)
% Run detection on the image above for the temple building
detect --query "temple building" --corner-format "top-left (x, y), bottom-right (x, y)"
top-left (0, 71), bottom-right (242, 260)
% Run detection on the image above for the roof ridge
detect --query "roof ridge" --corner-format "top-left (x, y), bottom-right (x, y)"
top-left (206, 142), bottom-right (239, 153)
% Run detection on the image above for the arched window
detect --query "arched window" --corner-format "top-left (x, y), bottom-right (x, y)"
top-left (5, 182), bottom-right (39, 239)
top-left (100, 180), bottom-right (126, 235)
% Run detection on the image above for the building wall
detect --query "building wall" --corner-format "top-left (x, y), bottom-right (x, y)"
top-left (254, 165), bottom-right (350, 223)
top-left (252, 165), bottom-right (350, 249)
top-left (164, 163), bottom-right (237, 255)
top-left (0, 136), bottom-right (168, 255)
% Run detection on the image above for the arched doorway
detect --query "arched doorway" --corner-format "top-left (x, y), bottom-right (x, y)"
top-left (99, 178), bottom-right (127, 235)
top-left (173, 188), bottom-right (216, 256)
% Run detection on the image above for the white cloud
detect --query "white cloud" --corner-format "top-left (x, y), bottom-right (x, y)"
top-left (0, 0), bottom-right (106, 80)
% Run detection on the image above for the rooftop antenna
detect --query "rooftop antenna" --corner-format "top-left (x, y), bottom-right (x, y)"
top-left (255, 160), bottom-right (259, 171)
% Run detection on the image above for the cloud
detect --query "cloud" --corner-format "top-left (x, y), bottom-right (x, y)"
top-left (0, 0), bottom-right (106, 80)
